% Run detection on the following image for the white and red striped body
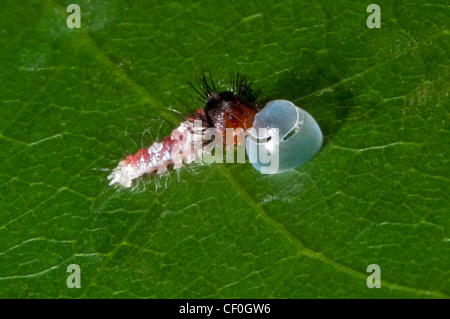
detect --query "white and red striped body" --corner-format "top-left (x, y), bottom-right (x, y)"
top-left (108, 116), bottom-right (204, 188)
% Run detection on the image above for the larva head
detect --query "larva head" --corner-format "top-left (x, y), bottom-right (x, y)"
top-left (205, 93), bottom-right (258, 132)
top-left (193, 72), bottom-right (261, 140)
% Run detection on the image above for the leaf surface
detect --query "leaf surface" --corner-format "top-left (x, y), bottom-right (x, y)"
top-left (0, 0), bottom-right (448, 298)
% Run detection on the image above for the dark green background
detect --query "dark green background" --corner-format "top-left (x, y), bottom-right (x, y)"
top-left (0, 0), bottom-right (448, 298)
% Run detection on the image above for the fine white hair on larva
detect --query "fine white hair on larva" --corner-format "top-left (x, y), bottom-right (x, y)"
top-left (107, 119), bottom-right (205, 188)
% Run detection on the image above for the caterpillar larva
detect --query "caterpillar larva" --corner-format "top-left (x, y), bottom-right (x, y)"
top-left (108, 73), bottom-right (261, 188)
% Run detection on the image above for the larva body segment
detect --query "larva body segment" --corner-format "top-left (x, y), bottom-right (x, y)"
top-left (107, 118), bottom-right (204, 188)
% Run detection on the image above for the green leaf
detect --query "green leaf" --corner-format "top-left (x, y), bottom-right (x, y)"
top-left (0, 0), bottom-right (448, 298)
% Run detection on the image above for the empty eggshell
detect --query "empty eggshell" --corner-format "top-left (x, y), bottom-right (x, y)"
top-left (245, 100), bottom-right (322, 174)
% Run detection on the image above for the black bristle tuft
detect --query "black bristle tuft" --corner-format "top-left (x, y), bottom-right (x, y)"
top-left (230, 72), bottom-right (261, 105)
top-left (189, 71), bottom-right (217, 101)
top-left (190, 71), bottom-right (261, 106)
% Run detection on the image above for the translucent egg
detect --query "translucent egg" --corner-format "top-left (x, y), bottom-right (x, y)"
top-left (245, 100), bottom-right (322, 174)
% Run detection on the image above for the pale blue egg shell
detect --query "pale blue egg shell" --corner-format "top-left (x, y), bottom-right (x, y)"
top-left (245, 100), bottom-right (323, 174)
